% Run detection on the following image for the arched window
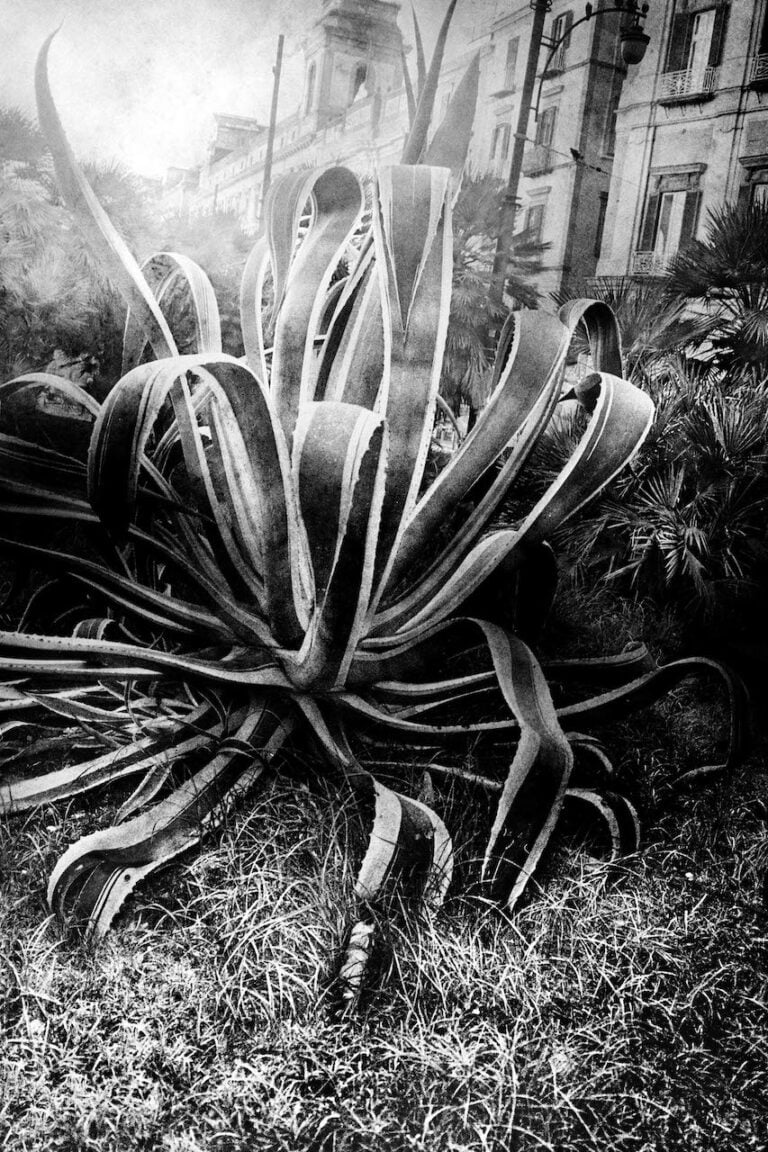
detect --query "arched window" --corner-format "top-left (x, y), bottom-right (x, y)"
top-left (305, 62), bottom-right (316, 114)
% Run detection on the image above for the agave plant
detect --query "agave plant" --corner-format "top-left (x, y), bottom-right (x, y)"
top-left (0, 39), bottom-right (745, 992)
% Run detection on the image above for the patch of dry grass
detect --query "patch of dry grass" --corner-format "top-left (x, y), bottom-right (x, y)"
top-left (1, 702), bottom-right (767, 1152)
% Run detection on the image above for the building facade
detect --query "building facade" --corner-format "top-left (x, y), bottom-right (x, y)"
top-left (166, 0), bottom-right (768, 297)
top-left (597, 0), bottom-right (768, 278)
top-left (468, 0), bottom-right (631, 295)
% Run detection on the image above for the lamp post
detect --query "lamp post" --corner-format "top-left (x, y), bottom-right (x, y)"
top-left (488, 0), bottom-right (650, 309)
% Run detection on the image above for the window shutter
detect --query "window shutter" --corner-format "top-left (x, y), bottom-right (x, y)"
top-left (505, 38), bottom-right (519, 88)
top-left (562, 10), bottom-right (574, 47)
top-left (537, 106), bottom-right (557, 147)
top-left (737, 182), bottom-right (751, 209)
top-left (707, 4), bottom-right (729, 68)
top-left (665, 8), bottom-right (692, 72)
top-left (680, 188), bottom-right (702, 246)
top-left (639, 191), bottom-right (661, 250)
top-left (594, 193), bottom-right (609, 258)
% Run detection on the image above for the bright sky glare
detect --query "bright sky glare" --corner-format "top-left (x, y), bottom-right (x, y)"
top-left (3, 0), bottom-right (473, 178)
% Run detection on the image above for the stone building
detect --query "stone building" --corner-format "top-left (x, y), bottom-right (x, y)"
top-left (469, 0), bottom-right (632, 295)
top-left (166, 0), bottom-right (768, 296)
top-left (597, 0), bottom-right (768, 278)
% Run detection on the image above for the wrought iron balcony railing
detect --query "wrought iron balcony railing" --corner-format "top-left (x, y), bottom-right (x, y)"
top-left (659, 66), bottom-right (719, 101)
top-left (631, 250), bottom-right (669, 275)
top-left (522, 144), bottom-right (554, 177)
top-left (543, 45), bottom-right (567, 76)
top-left (748, 53), bottom-right (768, 87)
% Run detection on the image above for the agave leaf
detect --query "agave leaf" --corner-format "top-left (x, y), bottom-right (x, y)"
top-left (71, 618), bottom-right (120, 641)
top-left (411, 2), bottom-right (427, 97)
top-left (288, 402), bottom-right (387, 690)
top-left (558, 656), bottom-right (748, 785)
top-left (35, 33), bottom-right (176, 360)
top-left (88, 357), bottom-right (204, 531)
top-left (317, 246), bottom-right (385, 412)
top-left (567, 735), bottom-right (615, 787)
top-left (563, 788), bottom-right (641, 857)
top-left (368, 166), bottom-right (454, 600)
top-left (338, 919), bottom-right (376, 1009)
top-left (0, 373), bottom-right (100, 419)
top-left (0, 535), bottom-right (229, 639)
top-left (122, 252), bottom-right (223, 375)
top-left (270, 167), bottom-right (363, 443)
top-left (177, 361), bottom-right (310, 641)
top-left (0, 719), bottom-right (214, 814)
top-left (47, 699), bottom-right (292, 940)
top-left (382, 309), bottom-right (570, 599)
top-left (558, 298), bottom-right (624, 377)
top-left (239, 234), bottom-right (272, 381)
top-left (474, 625), bottom-right (573, 909)
top-left (89, 355), bottom-right (308, 644)
top-left (384, 372), bottom-right (655, 640)
top-left (544, 644), bottom-right (658, 685)
top-left (261, 169), bottom-right (320, 327)
top-left (422, 52), bottom-right (480, 185)
top-left (355, 779), bottom-right (453, 906)
top-left (293, 697), bottom-right (453, 907)
top-left (115, 760), bottom-right (175, 823)
top-left (0, 629), bottom-right (292, 690)
top-left (401, 0), bottom-right (460, 164)
top-left (400, 43), bottom-right (417, 127)
top-left (0, 434), bottom-right (89, 502)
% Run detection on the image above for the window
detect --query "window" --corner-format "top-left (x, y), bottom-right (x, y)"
top-left (492, 123), bottom-right (511, 170)
top-left (351, 63), bottom-right (368, 102)
top-left (491, 123), bottom-right (511, 161)
top-left (305, 63), bottom-right (316, 114)
top-left (749, 6), bottom-right (768, 87)
top-left (738, 166), bottom-right (768, 206)
top-left (536, 106), bottom-right (557, 148)
top-left (504, 37), bottom-right (519, 89)
top-left (524, 203), bottom-right (545, 243)
top-left (662, 1), bottom-right (729, 96)
top-left (598, 63), bottom-right (626, 156)
top-left (638, 171), bottom-right (703, 261)
top-left (547, 11), bottom-right (573, 73)
top-left (594, 192), bottom-right (609, 258)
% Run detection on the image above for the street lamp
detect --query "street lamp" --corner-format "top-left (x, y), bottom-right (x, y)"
top-left (489, 0), bottom-right (650, 307)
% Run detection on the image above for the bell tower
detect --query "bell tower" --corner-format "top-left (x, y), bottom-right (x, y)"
top-left (301, 0), bottom-right (403, 128)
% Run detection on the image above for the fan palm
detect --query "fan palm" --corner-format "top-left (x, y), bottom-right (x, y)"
top-left (667, 201), bottom-right (768, 377)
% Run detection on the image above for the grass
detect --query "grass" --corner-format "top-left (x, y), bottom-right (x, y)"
top-left (1, 593), bottom-right (768, 1151)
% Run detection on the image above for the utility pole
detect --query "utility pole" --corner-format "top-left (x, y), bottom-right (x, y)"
top-left (261, 33), bottom-right (284, 216)
top-left (488, 0), bottom-right (649, 309)
top-left (488, 0), bottom-right (551, 310)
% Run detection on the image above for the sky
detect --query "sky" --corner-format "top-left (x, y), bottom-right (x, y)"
top-left (3, 0), bottom-right (474, 179)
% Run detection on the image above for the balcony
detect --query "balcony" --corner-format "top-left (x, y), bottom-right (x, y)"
top-left (631, 251), bottom-right (669, 276)
top-left (659, 66), bottom-right (719, 104)
top-left (522, 144), bottom-right (554, 177)
top-left (542, 45), bottom-right (567, 77)
top-left (748, 52), bottom-right (768, 91)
